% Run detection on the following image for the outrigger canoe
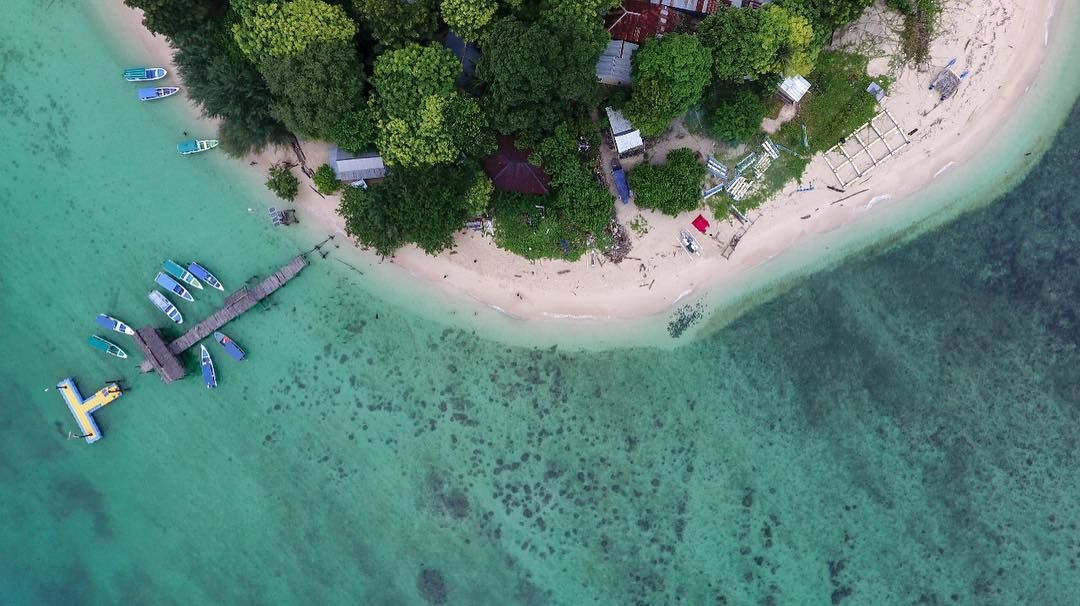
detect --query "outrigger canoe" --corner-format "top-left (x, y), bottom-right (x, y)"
top-left (177, 139), bottom-right (219, 155)
top-left (88, 335), bottom-right (128, 359)
top-left (214, 331), bottom-right (246, 362)
top-left (163, 259), bottom-right (203, 289)
top-left (148, 290), bottom-right (183, 324)
top-left (187, 262), bottom-right (223, 291)
top-left (155, 272), bottom-right (194, 302)
top-left (200, 345), bottom-right (218, 389)
top-left (123, 67), bottom-right (167, 82)
top-left (95, 313), bottom-right (135, 335)
top-left (137, 86), bottom-right (179, 101)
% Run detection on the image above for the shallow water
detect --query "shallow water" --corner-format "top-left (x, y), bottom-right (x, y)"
top-left (1, 2), bottom-right (1079, 605)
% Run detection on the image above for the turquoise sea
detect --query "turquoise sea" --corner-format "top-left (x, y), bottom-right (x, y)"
top-left (2, 2), bottom-right (1080, 605)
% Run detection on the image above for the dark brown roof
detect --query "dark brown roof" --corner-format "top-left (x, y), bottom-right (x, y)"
top-left (606, 1), bottom-right (680, 44)
top-left (483, 137), bottom-right (551, 195)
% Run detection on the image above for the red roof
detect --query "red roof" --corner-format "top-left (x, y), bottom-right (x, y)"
top-left (606, 1), bottom-right (680, 44)
top-left (483, 137), bottom-right (551, 196)
top-left (692, 214), bottom-right (710, 233)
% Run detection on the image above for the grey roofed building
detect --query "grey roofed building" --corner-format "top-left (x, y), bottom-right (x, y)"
top-left (443, 31), bottom-right (481, 88)
top-left (778, 75), bottom-right (811, 103)
top-left (328, 146), bottom-right (386, 182)
top-left (605, 106), bottom-right (644, 156)
top-left (596, 40), bottom-right (638, 86)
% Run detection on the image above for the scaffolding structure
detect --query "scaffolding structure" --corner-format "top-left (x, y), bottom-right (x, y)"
top-left (822, 109), bottom-right (910, 188)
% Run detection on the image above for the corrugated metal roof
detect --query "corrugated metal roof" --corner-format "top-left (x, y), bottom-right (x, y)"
top-left (614, 131), bottom-right (644, 155)
top-left (329, 146), bottom-right (386, 181)
top-left (778, 75), bottom-right (811, 103)
top-left (649, 0), bottom-right (718, 13)
top-left (606, 107), bottom-right (636, 136)
top-left (596, 40), bottom-right (638, 86)
top-left (607, 1), bottom-right (679, 44)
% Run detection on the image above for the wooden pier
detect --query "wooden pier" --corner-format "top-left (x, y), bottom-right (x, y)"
top-left (136, 255), bottom-right (308, 382)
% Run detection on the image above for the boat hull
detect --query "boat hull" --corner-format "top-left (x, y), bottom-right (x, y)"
top-left (88, 335), bottom-right (128, 359)
top-left (155, 272), bottom-right (194, 302)
top-left (148, 290), bottom-right (183, 324)
top-left (164, 260), bottom-right (203, 289)
top-left (95, 314), bottom-right (135, 335)
top-left (137, 86), bottom-right (179, 101)
top-left (200, 345), bottom-right (217, 389)
top-left (187, 262), bottom-right (224, 291)
top-left (123, 67), bottom-right (167, 81)
top-left (214, 331), bottom-right (246, 361)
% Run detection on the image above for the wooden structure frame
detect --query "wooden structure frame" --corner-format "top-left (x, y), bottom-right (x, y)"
top-left (822, 109), bottom-right (910, 188)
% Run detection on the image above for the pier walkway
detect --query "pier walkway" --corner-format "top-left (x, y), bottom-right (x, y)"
top-left (136, 255), bottom-right (308, 382)
top-left (57, 378), bottom-right (123, 444)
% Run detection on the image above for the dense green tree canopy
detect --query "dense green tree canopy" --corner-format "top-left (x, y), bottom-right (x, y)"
top-left (627, 149), bottom-right (705, 216)
top-left (261, 40), bottom-right (366, 141)
top-left (476, 18), bottom-right (607, 139)
top-left (233, 0), bottom-right (356, 61)
top-left (778, 0), bottom-right (873, 40)
top-left (352, 0), bottom-right (438, 50)
top-left (538, 0), bottom-right (619, 28)
top-left (371, 44), bottom-right (492, 166)
top-left (332, 107), bottom-right (378, 154)
top-left (440, 0), bottom-right (497, 41)
top-left (624, 33), bottom-right (711, 137)
top-left (338, 163), bottom-right (490, 255)
top-left (531, 124), bottom-right (612, 236)
top-left (700, 5), bottom-right (819, 81)
top-left (124, 0), bottom-right (221, 42)
top-left (708, 87), bottom-right (770, 144)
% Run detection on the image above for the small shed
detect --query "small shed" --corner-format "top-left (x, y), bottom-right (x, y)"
top-left (483, 137), bottom-right (551, 195)
top-left (605, 107), bottom-right (644, 156)
top-left (778, 75), bottom-right (811, 104)
top-left (596, 40), bottom-right (638, 86)
top-left (328, 146), bottom-right (386, 184)
top-left (443, 31), bottom-right (481, 88)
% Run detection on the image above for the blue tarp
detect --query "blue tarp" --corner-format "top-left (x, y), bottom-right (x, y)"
top-left (613, 168), bottom-right (630, 204)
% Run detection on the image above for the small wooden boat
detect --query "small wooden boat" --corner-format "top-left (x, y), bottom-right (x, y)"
top-left (163, 259), bottom-right (203, 289)
top-left (155, 272), bottom-right (194, 302)
top-left (148, 290), bottom-right (183, 324)
top-left (123, 67), bottom-right (167, 82)
top-left (137, 86), bottom-right (179, 101)
top-left (187, 262), bottom-right (223, 291)
top-left (95, 313), bottom-right (135, 335)
top-left (214, 331), bottom-right (246, 362)
top-left (200, 345), bottom-right (217, 389)
top-left (177, 139), bottom-right (219, 155)
top-left (88, 335), bottom-right (128, 359)
top-left (679, 229), bottom-right (701, 257)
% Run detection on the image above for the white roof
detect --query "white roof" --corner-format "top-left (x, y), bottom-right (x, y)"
top-left (329, 146), bottom-right (386, 181)
top-left (605, 106), bottom-right (636, 136)
top-left (614, 131), bottom-right (644, 155)
top-left (778, 75), bottom-right (811, 103)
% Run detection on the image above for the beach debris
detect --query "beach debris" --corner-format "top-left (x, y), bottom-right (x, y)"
top-left (866, 81), bottom-right (886, 102)
top-left (603, 218), bottom-right (632, 264)
top-left (795, 181), bottom-right (815, 193)
top-left (667, 301), bottom-right (705, 338)
top-left (929, 63), bottom-right (962, 101)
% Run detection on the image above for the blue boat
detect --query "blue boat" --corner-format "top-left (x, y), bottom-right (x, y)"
top-left (200, 345), bottom-right (217, 389)
top-left (187, 262), bottom-right (224, 291)
top-left (148, 290), bottom-right (183, 324)
top-left (95, 313), bottom-right (135, 335)
top-left (123, 67), bottom-right (167, 82)
top-left (163, 259), bottom-right (202, 290)
top-left (214, 331), bottom-right (246, 361)
top-left (137, 86), bottom-right (179, 101)
top-left (155, 272), bottom-right (194, 302)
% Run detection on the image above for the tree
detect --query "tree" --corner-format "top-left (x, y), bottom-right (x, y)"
top-left (699, 5), bottom-right (819, 81)
top-left (266, 163), bottom-right (300, 201)
top-left (538, 0), bottom-right (619, 28)
top-left (371, 44), bottom-right (492, 166)
top-left (232, 0), bottom-right (356, 62)
top-left (777, 0), bottom-right (873, 42)
top-left (260, 40), bottom-right (366, 140)
top-left (332, 107), bottom-right (378, 154)
top-left (337, 163), bottom-right (487, 255)
top-left (313, 164), bottom-right (341, 194)
top-left (476, 18), bottom-right (607, 138)
top-left (172, 23), bottom-right (289, 156)
top-left (708, 88), bottom-right (769, 143)
top-left (123, 0), bottom-right (221, 43)
top-left (627, 149), bottom-right (705, 216)
top-left (441, 0), bottom-right (497, 41)
top-left (352, 0), bottom-right (438, 50)
top-left (532, 124), bottom-right (612, 236)
top-left (624, 34), bottom-right (711, 137)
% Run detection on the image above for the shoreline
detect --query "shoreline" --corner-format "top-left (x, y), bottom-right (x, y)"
top-left (95, 0), bottom-right (1077, 328)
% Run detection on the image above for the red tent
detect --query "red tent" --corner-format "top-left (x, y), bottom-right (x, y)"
top-left (691, 214), bottom-right (709, 233)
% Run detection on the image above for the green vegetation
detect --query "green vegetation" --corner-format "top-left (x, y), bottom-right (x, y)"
top-left (440, 0), bottom-right (497, 41)
top-left (624, 34), bottom-right (711, 137)
top-left (491, 192), bottom-right (584, 260)
top-left (627, 149), bottom-right (706, 216)
top-left (708, 86), bottom-right (772, 144)
top-left (232, 0), bottom-right (356, 61)
top-left (698, 5), bottom-right (818, 81)
top-left (313, 164), bottom-right (341, 194)
top-left (353, 0), bottom-right (439, 51)
top-left (261, 41), bottom-right (366, 141)
top-left (332, 108), bottom-right (377, 154)
top-left (886, 0), bottom-right (942, 65)
top-left (266, 163), bottom-right (300, 201)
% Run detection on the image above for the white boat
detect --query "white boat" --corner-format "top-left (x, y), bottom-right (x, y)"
top-left (148, 290), bottom-right (183, 324)
top-left (679, 229), bottom-right (701, 257)
top-left (177, 139), bottom-right (219, 155)
top-left (123, 67), bottom-right (167, 82)
top-left (95, 313), bottom-right (135, 335)
top-left (138, 86), bottom-right (179, 101)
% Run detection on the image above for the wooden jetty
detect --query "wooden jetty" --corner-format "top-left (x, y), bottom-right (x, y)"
top-left (135, 255), bottom-right (308, 382)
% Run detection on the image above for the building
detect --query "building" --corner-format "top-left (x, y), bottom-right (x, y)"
top-left (483, 137), bottom-right (551, 195)
top-left (596, 40), bottom-right (638, 86)
top-left (778, 75), bottom-right (812, 104)
top-left (653, 0), bottom-right (720, 13)
top-left (328, 146), bottom-right (386, 185)
top-left (443, 31), bottom-right (480, 89)
top-left (606, 1), bottom-right (680, 44)
top-left (606, 107), bottom-right (644, 156)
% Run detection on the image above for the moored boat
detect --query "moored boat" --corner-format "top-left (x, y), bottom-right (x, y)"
top-left (95, 313), bottom-right (135, 335)
top-left (123, 67), bottom-right (167, 82)
top-left (155, 272), bottom-right (194, 302)
top-left (200, 345), bottom-right (217, 389)
top-left (187, 262), bottom-right (223, 291)
top-left (163, 259), bottom-right (203, 289)
top-left (87, 335), bottom-right (128, 359)
top-left (137, 86), bottom-right (179, 101)
top-left (679, 229), bottom-right (701, 257)
top-left (148, 290), bottom-right (183, 324)
top-left (214, 331), bottom-right (246, 361)
top-left (177, 139), bottom-right (219, 155)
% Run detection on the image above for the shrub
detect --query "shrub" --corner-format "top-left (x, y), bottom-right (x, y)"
top-left (313, 164), bottom-right (341, 195)
top-left (627, 148), bottom-right (705, 216)
top-left (709, 88), bottom-right (771, 143)
top-left (266, 163), bottom-right (300, 201)
top-left (491, 191), bottom-right (584, 260)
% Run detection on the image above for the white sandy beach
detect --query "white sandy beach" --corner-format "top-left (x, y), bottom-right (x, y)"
top-left (100, 0), bottom-right (1067, 322)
